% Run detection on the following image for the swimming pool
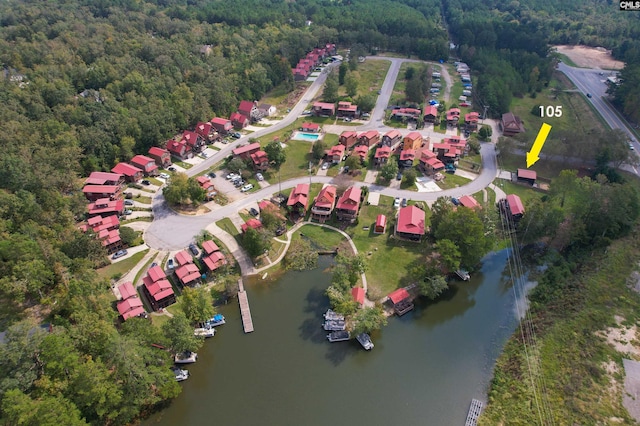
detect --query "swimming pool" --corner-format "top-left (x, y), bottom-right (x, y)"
top-left (292, 132), bottom-right (320, 142)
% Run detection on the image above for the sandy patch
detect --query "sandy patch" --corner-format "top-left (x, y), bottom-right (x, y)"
top-left (596, 315), bottom-right (640, 357)
top-left (553, 45), bottom-right (624, 70)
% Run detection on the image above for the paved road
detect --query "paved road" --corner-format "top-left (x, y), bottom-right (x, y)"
top-left (146, 57), bottom-right (497, 250)
top-left (557, 63), bottom-right (636, 145)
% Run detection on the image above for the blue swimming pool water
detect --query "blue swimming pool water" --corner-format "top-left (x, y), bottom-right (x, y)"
top-left (292, 132), bottom-right (320, 141)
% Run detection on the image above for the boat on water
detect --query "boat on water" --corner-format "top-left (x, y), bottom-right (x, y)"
top-left (455, 269), bottom-right (470, 281)
top-left (327, 331), bottom-right (350, 342)
top-left (174, 351), bottom-right (198, 364)
top-left (323, 309), bottom-right (344, 321)
top-left (323, 319), bottom-right (346, 331)
top-left (171, 367), bottom-right (189, 382)
top-left (194, 326), bottom-right (216, 338)
top-left (356, 333), bottom-right (374, 350)
top-left (205, 313), bottom-right (226, 327)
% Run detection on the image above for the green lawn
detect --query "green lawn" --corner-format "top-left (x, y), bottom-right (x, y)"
top-left (135, 195), bottom-right (152, 204)
top-left (293, 224), bottom-right (348, 251)
top-left (436, 173), bottom-right (471, 189)
top-left (172, 159), bottom-right (193, 169)
top-left (148, 177), bottom-right (163, 186)
top-left (216, 218), bottom-right (239, 237)
top-left (497, 181), bottom-right (544, 204)
top-left (323, 133), bottom-right (339, 146)
top-left (273, 140), bottom-right (314, 182)
top-left (340, 59), bottom-right (390, 99)
top-left (97, 249), bottom-right (149, 280)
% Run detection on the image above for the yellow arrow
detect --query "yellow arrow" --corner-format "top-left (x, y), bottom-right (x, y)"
top-left (526, 123), bottom-right (552, 168)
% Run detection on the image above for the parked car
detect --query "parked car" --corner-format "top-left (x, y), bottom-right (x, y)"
top-left (232, 132), bottom-right (242, 139)
top-left (275, 226), bottom-right (286, 236)
top-left (401, 198), bottom-right (408, 207)
top-left (586, 93), bottom-right (592, 98)
top-left (141, 179), bottom-right (151, 185)
top-left (124, 200), bottom-right (134, 206)
top-left (377, 90), bottom-right (381, 95)
top-left (396, 172), bottom-right (403, 181)
top-left (159, 173), bottom-right (170, 179)
top-left (226, 173), bottom-right (237, 180)
top-left (451, 197), bottom-right (460, 206)
top-left (168, 166), bottom-right (177, 172)
top-left (124, 192), bottom-right (133, 199)
top-left (234, 180), bottom-right (245, 187)
top-left (240, 183), bottom-right (254, 192)
top-left (256, 173), bottom-right (264, 181)
top-left (167, 258), bottom-right (174, 269)
top-left (123, 209), bottom-right (133, 215)
top-left (188, 243), bottom-right (199, 256)
top-left (343, 166), bottom-right (350, 174)
top-left (209, 172), bottom-right (217, 178)
top-left (249, 208), bottom-right (259, 217)
top-left (393, 198), bottom-right (401, 208)
top-left (321, 162), bottom-right (329, 170)
top-left (112, 249), bottom-right (128, 260)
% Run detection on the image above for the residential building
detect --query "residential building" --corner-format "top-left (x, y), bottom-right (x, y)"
top-left (148, 147), bottom-right (172, 168)
top-left (287, 183), bottom-right (310, 218)
top-left (85, 171), bottom-right (125, 189)
top-left (233, 142), bottom-right (261, 160)
top-left (182, 130), bottom-right (204, 153)
top-left (395, 205), bottom-right (425, 241)
top-left (327, 144), bottom-right (346, 163)
top-left (250, 150), bottom-right (269, 172)
top-left (175, 263), bottom-right (201, 286)
top-left (174, 250), bottom-right (193, 267)
top-left (335, 186), bottom-right (362, 222)
top-left (241, 218), bottom-right (263, 233)
top-left (230, 112), bottom-right (249, 129)
top-left (352, 145), bottom-right (368, 162)
top-left (418, 149), bottom-right (445, 174)
top-left (311, 185), bottom-right (337, 223)
top-left (301, 122), bottom-right (320, 133)
top-left (499, 194), bottom-right (525, 222)
top-left (464, 112), bottom-right (479, 131)
top-left (391, 107), bottom-right (421, 121)
top-left (423, 105), bottom-right (438, 123)
top-left (258, 103), bottom-right (276, 117)
top-left (142, 267), bottom-right (175, 310)
top-left (87, 198), bottom-right (124, 218)
top-left (312, 102), bottom-right (335, 117)
top-left (196, 121), bottom-right (213, 141)
top-left (339, 131), bottom-right (358, 150)
top-left (374, 145), bottom-right (391, 167)
top-left (398, 149), bottom-right (416, 169)
top-left (403, 132), bottom-right (423, 151)
top-left (130, 155), bottom-right (159, 176)
top-left (387, 287), bottom-right (414, 316)
top-left (116, 282), bottom-right (146, 321)
top-left (351, 287), bottom-right (365, 307)
top-left (458, 195), bottom-right (481, 209)
top-left (238, 100), bottom-right (259, 121)
top-left (166, 139), bottom-right (191, 160)
top-left (357, 130), bottom-right (380, 147)
top-left (337, 101), bottom-right (358, 118)
top-left (202, 240), bottom-right (220, 256)
top-left (500, 112), bottom-right (525, 136)
top-left (210, 117), bottom-right (233, 134)
top-left (196, 176), bottom-right (217, 200)
top-left (432, 136), bottom-right (467, 163)
top-left (111, 162), bottom-right (143, 183)
top-left (446, 108), bottom-right (461, 127)
top-left (381, 129), bottom-right (402, 147)
top-left (82, 184), bottom-right (121, 202)
top-left (203, 251), bottom-right (227, 272)
top-left (79, 214), bottom-right (122, 253)
top-left (374, 214), bottom-right (387, 234)
top-left (517, 168), bottom-right (537, 186)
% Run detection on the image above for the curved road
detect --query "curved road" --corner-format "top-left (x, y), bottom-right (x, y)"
top-left (146, 57), bottom-right (498, 251)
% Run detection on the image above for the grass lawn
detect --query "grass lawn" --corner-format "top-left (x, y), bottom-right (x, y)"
top-left (554, 53), bottom-right (579, 68)
top-left (497, 181), bottom-right (544, 204)
top-left (150, 314), bottom-right (171, 329)
top-left (216, 218), bottom-right (239, 237)
top-left (323, 133), bottom-right (339, 146)
top-left (340, 59), bottom-right (390, 99)
top-left (97, 249), bottom-right (149, 280)
top-left (133, 252), bottom-right (160, 286)
top-left (120, 216), bottom-right (154, 225)
top-left (148, 177), bottom-right (163, 186)
top-left (292, 224), bottom-right (348, 251)
top-left (135, 195), bottom-right (152, 204)
top-left (275, 140), bottom-right (314, 182)
top-left (172, 159), bottom-right (193, 169)
top-left (436, 173), bottom-right (471, 190)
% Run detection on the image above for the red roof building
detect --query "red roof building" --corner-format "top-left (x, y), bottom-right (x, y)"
top-left (182, 130), bottom-right (204, 152)
top-left (287, 183), bottom-right (310, 217)
top-left (353, 145), bottom-right (369, 162)
top-left (351, 287), bottom-right (365, 306)
top-left (196, 175), bottom-right (216, 199)
top-left (238, 100), bottom-right (257, 119)
top-left (111, 162), bottom-right (143, 183)
top-left (142, 271), bottom-right (175, 311)
top-left (203, 251), bottom-right (227, 272)
top-left (446, 108), bottom-right (461, 126)
top-left (388, 288), bottom-right (410, 305)
top-left (374, 145), bottom-right (391, 167)
top-left (148, 146), bottom-right (172, 168)
top-left (79, 214), bottom-right (122, 253)
top-left (391, 107), bottom-right (421, 120)
top-left (327, 144), bottom-right (346, 163)
top-left (250, 150), bottom-right (269, 172)
top-left (501, 112), bottom-right (525, 136)
top-left (399, 149), bottom-right (416, 168)
top-left (82, 185), bottom-right (121, 202)
top-left (403, 132), bottom-right (423, 151)
top-left (337, 101), bottom-right (357, 118)
top-left (423, 105), bottom-right (438, 123)
top-left (241, 218), bottom-right (263, 233)
top-left (210, 117), bottom-right (233, 134)
top-left (130, 155), bottom-right (159, 176)
top-left (166, 139), bottom-right (190, 160)
top-left (175, 263), bottom-right (201, 286)
top-left (233, 142), bottom-right (261, 160)
top-left (311, 185), bottom-right (337, 223)
top-left (85, 171), bottom-right (125, 188)
top-left (517, 168), bottom-right (537, 185)
top-left (202, 240), bottom-right (220, 255)
top-left (382, 129), bottom-right (402, 147)
top-left (301, 122), bottom-right (320, 133)
top-left (174, 250), bottom-right (193, 267)
top-left (116, 282), bottom-right (146, 320)
top-left (505, 194), bottom-right (525, 217)
top-left (464, 112), bottom-right (480, 131)
top-left (459, 195), bottom-right (481, 209)
top-left (230, 112), bottom-right (249, 129)
top-left (196, 121), bottom-right (213, 140)
top-left (374, 214), bottom-right (387, 234)
top-left (357, 130), bottom-right (380, 147)
top-left (339, 131), bottom-right (358, 150)
top-left (87, 198), bottom-right (124, 217)
top-left (312, 102), bottom-right (335, 117)
top-left (418, 149), bottom-right (445, 174)
top-left (395, 205), bottom-right (425, 241)
top-left (335, 186), bottom-right (362, 222)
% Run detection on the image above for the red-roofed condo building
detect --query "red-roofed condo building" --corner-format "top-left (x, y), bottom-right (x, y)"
top-left (357, 130), bottom-right (379, 147)
top-left (327, 144), bottom-right (346, 164)
top-left (232, 142), bottom-right (261, 160)
top-left (82, 185), bottom-right (121, 202)
top-left (403, 132), bottom-right (423, 151)
top-left (176, 263), bottom-right (201, 287)
top-left (335, 186), bottom-right (362, 223)
top-left (230, 112), bottom-right (249, 129)
top-left (395, 205), bottom-right (426, 241)
top-left (418, 149), bottom-right (445, 174)
top-left (352, 287), bottom-right (365, 307)
top-left (499, 194), bottom-right (525, 223)
top-left (142, 267), bottom-right (175, 311)
top-left (458, 195), bottom-right (481, 209)
top-left (337, 101), bottom-right (357, 119)
top-left (166, 139), bottom-right (191, 160)
top-left (381, 129), bottom-right (402, 147)
top-left (311, 185), bottom-right (337, 223)
top-left (312, 102), bottom-right (335, 117)
top-left (339, 131), bottom-right (358, 150)
top-left (148, 147), bottom-right (172, 168)
top-left (374, 146), bottom-right (391, 167)
top-left (517, 168), bottom-right (537, 186)
top-left (85, 171), bottom-right (125, 189)
top-left (250, 150), bottom-right (269, 172)
top-left (130, 155), bottom-right (159, 176)
top-left (301, 122), bottom-right (320, 133)
top-left (116, 282), bottom-right (146, 320)
top-left (287, 183), bottom-right (310, 219)
top-left (210, 117), bottom-right (233, 135)
top-left (111, 162), bottom-right (143, 183)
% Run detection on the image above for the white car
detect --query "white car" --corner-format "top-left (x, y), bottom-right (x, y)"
top-left (321, 162), bottom-right (329, 170)
top-left (393, 198), bottom-right (401, 208)
top-left (256, 173), bottom-right (264, 181)
top-left (240, 184), bottom-right (254, 193)
top-left (159, 173), bottom-right (170, 179)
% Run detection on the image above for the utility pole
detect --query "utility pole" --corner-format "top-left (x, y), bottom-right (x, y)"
top-left (482, 105), bottom-right (489, 121)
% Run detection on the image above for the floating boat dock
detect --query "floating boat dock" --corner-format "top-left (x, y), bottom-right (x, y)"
top-left (464, 399), bottom-right (483, 426)
top-left (237, 279), bottom-right (254, 333)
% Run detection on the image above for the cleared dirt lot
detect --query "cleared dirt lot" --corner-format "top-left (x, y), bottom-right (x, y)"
top-left (553, 45), bottom-right (624, 70)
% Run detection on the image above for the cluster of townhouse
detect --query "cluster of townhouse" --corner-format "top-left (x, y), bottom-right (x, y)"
top-left (292, 43), bottom-right (337, 81)
top-left (311, 100), bottom-right (359, 119)
top-left (231, 142), bottom-right (270, 173)
top-left (229, 100), bottom-right (276, 129)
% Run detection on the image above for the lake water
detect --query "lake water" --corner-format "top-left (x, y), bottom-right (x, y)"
top-left (144, 249), bottom-right (519, 426)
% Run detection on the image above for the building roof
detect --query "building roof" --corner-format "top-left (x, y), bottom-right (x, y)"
top-left (174, 250), bottom-right (193, 266)
top-left (353, 145), bottom-right (368, 158)
top-left (211, 117), bottom-right (232, 126)
top-left (117, 282), bottom-right (137, 300)
top-left (340, 130), bottom-right (357, 139)
top-left (203, 251), bottom-right (227, 271)
top-left (301, 122), bottom-right (320, 131)
top-left (130, 155), bottom-right (158, 172)
top-left (82, 185), bottom-right (119, 194)
top-left (501, 112), bottom-right (525, 133)
top-left (196, 121), bottom-right (212, 137)
top-left (148, 146), bottom-right (169, 157)
top-left (147, 265), bottom-right (166, 283)
top-left (176, 263), bottom-right (201, 284)
top-left (250, 150), bottom-right (269, 165)
top-left (314, 185), bottom-right (337, 209)
top-left (111, 162), bottom-right (143, 177)
top-left (399, 149), bottom-right (415, 161)
top-left (396, 205), bottom-right (425, 236)
top-left (238, 100), bottom-right (255, 116)
top-left (458, 195), bottom-right (481, 209)
top-left (233, 142), bottom-right (261, 156)
top-left (383, 129), bottom-right (402, 140)
top-left (117, 297), bottom-right (145, 320)
top-left (375, 214), bottom-right (387, 229)
top-left (517, 168), bottom-right (537, 180)
top-left (336, 186), bottom-right (361, 212)
top-left (337, 101), bottom-right (357, 111)
top-left (465, 112), bottom-right (479, 122)
top-left (230, 111), bottom-right (248, 124)
top-left (506, 194), bottom-right (525, 216)
top-left (312, 101), bottom-right (335, 110)
top-left (388, 288), bottom-right (410, 304)
top-left (241, 219), bottom-right (263, 232)
top-left (423, 105), bottom-right (438, 117)
top-left (145, 278), bottom-right (174, 301)
top-left (287, 183), bottom-right (310, 208)
top-left (351, 287), bottom-right (365, 305)
top-left (85, 172), bottom-right (123, 186)
top-left (166, 139), bottom-right (187, 155)
top-left (202, 240), bottom-right (220, 255)
top-left (328, 144), bottom-right (346, 157)
top-left (375, 146), bottom-right (391, 159)
top-left (404, 131), bottom-right (422, 141)
top-left (87, 199), bottom-right (124, 215)
top-left (359, 130), bottom-right (379, 140)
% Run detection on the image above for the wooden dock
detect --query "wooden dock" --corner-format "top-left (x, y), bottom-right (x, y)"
top-left (465, 399), bottom-right (483, 426)
top-left (237, 279), bottom-right (254, 333)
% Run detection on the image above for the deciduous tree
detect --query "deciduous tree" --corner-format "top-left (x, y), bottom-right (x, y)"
top-left (352, 306), bottom-right (387, 335)
top-left (181, 287), bottom-right (215, 326)
top-left (265, 140), bottom-right (287, 171)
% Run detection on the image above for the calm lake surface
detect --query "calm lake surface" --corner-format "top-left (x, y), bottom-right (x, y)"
top-left (145, 249), bottom-right (519, 426)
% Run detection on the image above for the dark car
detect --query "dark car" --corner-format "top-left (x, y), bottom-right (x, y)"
top-left (208, 172), bottom-right (217, 178)
top-left (112, 249), bottom-right (128, 260)
top-left (343, 166), bottom-right (350, 174)
top-left (124, 192), bottom-right (133, 199)
top-left (396, 172), bottom-right (403, 181)
top-left (188, 243), bottom-right (199, 256)
top-left (141, 179), bottom-right (151, 185)
top-left (232, 132), bottom-right (241, 139)
top-left (275, 226), bottom-right (286, 236)
top-left (168, 166), bottom-right (177, 172)
top-left (451, 197), bottom-right (460, 206)
top-left (401, 198), bottom-right (408, 207)
top-left (249, 208), bottom-right (259, 217)
top-left (586, 93), bottom-right (592, 98)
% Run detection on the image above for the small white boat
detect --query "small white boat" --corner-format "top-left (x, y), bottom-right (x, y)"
top-left (171, 367), bottom-right (189, 382)
top-left (356, 333), bottom-right (374, 350)
top-left (327, 331), bottom-right (350, 342)
top-left (194, 326), bottom-right (216, 338)
top-left (174, 351), bottom-right (198, 364)
top-left (324, 309), bottom-right (344, 321)
top-left (323, 319), bottom-right (346, 331)
top-left (205, 314), bottom-right (226, 327)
